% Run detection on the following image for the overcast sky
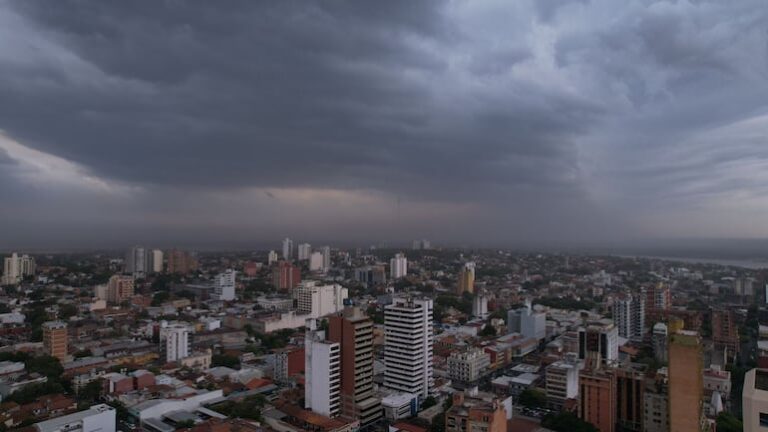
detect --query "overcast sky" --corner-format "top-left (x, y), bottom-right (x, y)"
top-left (1, 0), bottom-right (768, 249)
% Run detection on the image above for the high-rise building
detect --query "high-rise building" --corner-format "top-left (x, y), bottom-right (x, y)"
top-left (389, 253), bottom-right (408, 279)
top-left (321, 246), bottom-right (331, 271)
top-left (2, 253), bottom-right (35, 286)
top-left (457, 264), bottom-right (475, 295)
top-left (214, 269), bottom-right (236, 301)
top-left (668, 330), bottom-right (703, 432)
top-left (282, 238), bottom-right (294, 261)
top-left (309, 252), bottom-right (324, 272)
top-left (615, 366), bottom-right (645, 432)
top-left (272, 261), bottom-right (301, 290)
top-left (411, 239), bottom-right (431, 250)
top-left (508, 300), bottom-right (546, 341)
top-left (161, 323), bottom-right (190, 363)
top-left (743, 368), bottom-right (768, 432)
top-left (125, 246), bottom-right (148, 279)
top-left (298, 243), bottom-right (312, 261)
top-left (106, 275), bottom-right (134, 304)
top-left (645, 283), bottom-right (671, 318)
top-left (328, 308), bottom-right (382, 426)
top-left (167, 249), bottom-right (198, 275)
top-left (712, 308), bottom-right (740, 358)
top-left (268, 250), bottom-right (279, 265)
top-left (579, 367), bottom-right (615, 432)
top-left (305, 319), bottom-right (341, 418)
top-left (545, 355), bottom-right (580, 409)
top-left (613, 291), bottom-right (645, 341)
top-left (578, 321), bottom-right (619, 364)
top-left (293, 281), bottom-right (348, 317)
top-left (384, 296), bottom-right (433, 399)
top-left (652, 322), bottom-right (668, 362)
top-left (644, 376), bottom-right (669, 432)
top-left (43, 321), bottom-right (68, 361)
top-left (151, 249), bottom-right (164, 273)
top-left (446, 392), bottom-right (506, 432)
top-left (354, 265), bottom-right (387, 288)
top-left (472, 292), bottom-right (488, 320)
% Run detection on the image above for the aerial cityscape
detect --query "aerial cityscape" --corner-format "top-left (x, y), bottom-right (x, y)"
top-left (1, 1), bottom-right (768, 432)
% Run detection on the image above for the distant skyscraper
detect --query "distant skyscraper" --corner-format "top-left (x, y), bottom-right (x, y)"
top-left (167, 249), bottom-right (198, 275)
top-left (384, 296), bottom-right (433, 400)
top-left (309, 252), bottom-right (324, 272)
top-left (151, 249), bottom-right (164, 273)
top-left (106, 275), bottom-right (135, 304)
top-left (457, 262), bottom-right (475, 294)
top-left (214, 269), bottom-right (236, 301)
top-left (268, 250), bottom-right (278, 265)
top-left (668, 330), bottom-right (703, 432)
top-left (305, 319), bottom-right (341, 418)
top-left (613, 291), bottom-right (645, 341)
top-left (43, 321), bottom-right (68, 361)
top-left (1, 253), bottom-right (35, 286)
top-left (328, 307), bottom-right (382, 426)
top-left (389, 253), bottom-right (407, 279)
top-left (298, 243), bottom-right (312, 261)
top-left (652, 322), bottom-right (668, 362)
top-left (282, 238), bottom-right (294, 260)
top-left (321, 246), bottom-right (331, 271)
top-left (125, 246), bottom-right (148, 279)
top-left (411, 239), bottom-right (431, 250)
top-left (472, 291), bottom-right (488, 320)
top-left (162, 323), bottom-right (190, 362)
top-left (712, 308), bottom-right (739, 358)
top-left (272, 261), bottom-right (301, 290)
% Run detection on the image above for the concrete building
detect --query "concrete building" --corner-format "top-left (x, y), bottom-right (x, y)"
top-left (508, 300), bottom-right (546, 341)
top-left (545, 357), bottom-right (580, 409)
top-left (2, 252), bottom-right (35, 285)
top-left (668, 330), bottom-right (703, 432)
top-left (214, 269), bottom-right (236, 301)
top-left (161, 323), bottom-right (190, 363)
top-left (166, 249), bottom-right (198, 275)
top-left (579, 367), bottom-right (616, 432)
top-left (34, 404), bottom-right (115, 432)
top-left (294, 281), bottom-right (348, 317)
top-left (381, 393), bottom-right (418, 421)
top-left (272, 261), bottom-right (301, 290)
top-left (354, 266), bottom-right (387, 288)
top-left (328, 307), bottom-right (382, 426)
top-left (652, 322), bottom-right (668, 362)
top-left (447, 348), bottom-right (490, 384)
top-left (151, 249), bottom-right (164, 273)
top-left (305, 320), bottom-right (341, 418)
top-left (125, 246), bottom-right (148, 279)
top-left (472, 292), bottom-right (488, 320)
top-left (282, 238), bottom-right (294, 260)
top-left (644, 378), bottom-right (669, 432)
top-left (457, 265), bottom-right (475, 295)
top-left (268, 250), bottom-right (279, 265)
top-left (298, 243), bottom-right (312, 261)
top-left (615, 366), bottom-right (645, 432)
top-left (321, 246), bottom-right (331, 271)
top-left (106, 275), bottom-right (134, 304)
top-left (613, 291), bottom-right (645, 341)
top-left (578, 321), bottom-right (619, 364)
top-left (445, 392), bottom-right (507, 432)
top-left (43, 321), bottom-right (68, 361)
top-left (390, 253), bottom-right (408, 279)
top-left (712, 308), bottom-right (740, 358)
top-left (309, 252), bottom-right (324, 272)
top-left (384, 296), bottom-right (433, 399)
top-left (744, 368), bottom-right (768, 432)
top-left (645, 283), bottom-right (671, 316)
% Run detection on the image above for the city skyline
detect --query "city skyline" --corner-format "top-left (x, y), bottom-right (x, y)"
top-left (1, 1), bottom-right (768, 249)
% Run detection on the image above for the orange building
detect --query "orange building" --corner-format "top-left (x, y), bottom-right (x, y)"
top-left (167, 249), bottom-right (198, 275)
top-left (446, 392), bottom-right (506, 432)
top-left (711, 308), bottom-right (739, 358)
top-left (42, 321), bottom-right (68, 361)
top-left (668, 330), bottom-right (703, 432)
top-left (579, 367), bottom-right (616, 432)
top-left (106, 275), bottom-right (134, 304)
top-left (272, 261), bottom-right (301, 291)
top-left (457, 269), bottom-right (474, 295)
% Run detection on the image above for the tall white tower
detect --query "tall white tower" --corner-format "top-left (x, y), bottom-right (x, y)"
top-left (162, 323), bottom-right (190, 362)
top-left (384, 296), bottom-right (433, 399)
top-left (125, 247), bottom-right (147, 279)
top-left (305, 319), bottom-right (341, 417)
top-left (297, 243), bottom-right (312, 261)
top-left (151, 249), bottom-right (164, 273)
top-left (215, 269), bottom-right (236, 301)
top-left (282, 238), bottom-right (294, 260)
top-left (389, 253), bottom-right (408, 279)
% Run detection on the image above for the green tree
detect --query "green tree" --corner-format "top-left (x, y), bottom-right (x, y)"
top-left (715, 412), bottom-right (743, 432)
top-left (518, 388), bottom-right (546, 409)
top-left (211, 354), bottom-right (240, 368)
top-left (480, 324), bottom-right (497, 337)
top-left (421, 396), bottom-right (437, 409)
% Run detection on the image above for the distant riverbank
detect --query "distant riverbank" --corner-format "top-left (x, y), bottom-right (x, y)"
top-left (616, 255), bottom-right (768, 270)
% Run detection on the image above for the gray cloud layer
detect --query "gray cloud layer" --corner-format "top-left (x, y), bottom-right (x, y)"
top-left (1, 0), bottom-right (767, 249)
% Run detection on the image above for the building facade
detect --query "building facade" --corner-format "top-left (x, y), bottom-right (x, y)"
top-left (43, 321), bottom-right (68, 361)
top-left (384, 296), bottom-right (433, 399)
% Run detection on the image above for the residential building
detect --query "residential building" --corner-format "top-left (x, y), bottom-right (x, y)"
top-left (578, 321), bottom-right (619, 364)
top-left (645, 283), bottom-right (671, 317)
top-left (712, 308), bottom-right (739, 357)
top-left (310, 252), bottom-right (324, 272)
top-left (34, 404), bottom-right (115, 432)
top-left (273, 261), bottom-right (301, 290)
top-left (43, 321), bottom-right (68, 361)
top-left (321, 246), bottom-right (331, 271)
top-left (472, 292), bottom-right (488, 320)
top-left (305, 319), bottom-right (341, 418)
top-left (151, 249), bottom-right (163, 273)
top-left (390, 253), bottom-right (408, 279)
top-left (613, 290), bottom-right (645, 341)
top-left (161, 323), bottom-right (190, 363)
top-left (644, 378), bottom-right (669, 432)
top-left (268, 250), bottom-right (279, 265)
top-left (447, 348), bottom-right (490, 384)
top-left (579, 367), bottom-right (616, 432)
top-left (615, 366), bottom-right (645, 432)
top-left (125, 246), bottom-right (148, 279)
top-left (106, 275), bottom-right (134, 304)
top-left (294, 281), bottom-right (348, 318)
top-left (508, 300), bottom-right (546, 341)
top-left (328, 307), bottom-right (382, 426)
top-left (545, 357), bottom-right (580, 409)
top-left (214, 269), bottom-right (236, 301)
top-left (298, 243), bottom-right (312, 261)
top-left (668, 330), bottom-right (703, 432)
top-left (445, 392), bottom-right (506, 432)
top-left (166, 249), bottom-right (198, 275)
top-left (457, 266), bottom-right (475, 295)
top-left (2, 252), bottom-right (35, 285)
top-left (652, 322), bottom-right (668, 362)
top-left (354, 266), bottom-right (387, 288)
top-left (743, 368), bottom-right (768, 432)
top-left (384, 296), bottom-right (433, 399)
top-left (282, 238), bottom-right (294, 260)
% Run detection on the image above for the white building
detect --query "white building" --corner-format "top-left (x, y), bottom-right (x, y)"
top-left (381, 393), bottom-right (418, 421)
top-left (743, 368), bottom-right (768, 432)
top-left (125, 246), bottom-right (148, 280)
top-left (268, 250), bottom-right (279, 265)
top-left (309, 252), bottom-right (324, 272)
top-left (472, 293), bottom-right (489, 320)
top-left (214, 269), bottom-right (236, 301)
top-left (34, 404), bottom-right (115, 432)
top-left (305, 320), bottom-right (341, 417)
top-left (161, 323), bottom-right (190, 363)
top-left (298, 243), bottom-right (312, 261)
top-left (545, 358), bottom-right (580, 408)
top-left (652, 322), bottom-right (668, 362)
top-left (447, 348), bottom-right (490, 383)
top-left (282, 238), bottom-right (294, 260)
top-left (613, 291), bottom-right (645, 341)
top-left (320, 246), bottom-right (331, 271)
top-left (151, 249), bottom-right (164, 273)
top-left (390, 253), bottom-right (408, 279)
top-left (294, 281), bottom-right (348, 317)
top-left (508, 301), bottom-right (546, 341)
top-left (384, 296), bottom-right (433, 399)
top-left (578, 321), bottom-right (619, 363)
top-left (2, 253), bottom-right (35, 286)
